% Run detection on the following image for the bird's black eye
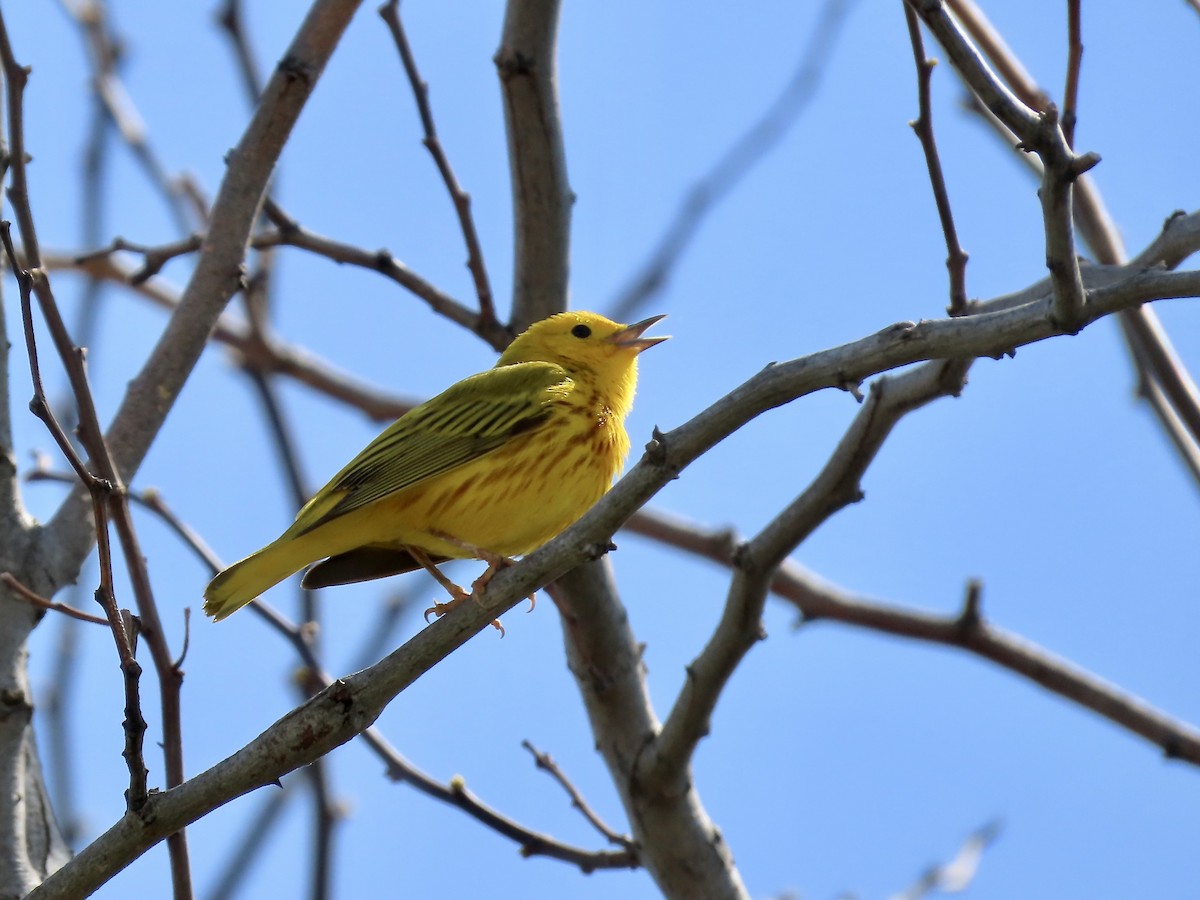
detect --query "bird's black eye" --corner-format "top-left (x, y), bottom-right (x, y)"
top-left (571, 324), bottom-right (592, 339)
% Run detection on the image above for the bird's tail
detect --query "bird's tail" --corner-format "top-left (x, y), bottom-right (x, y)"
top-left (203, 536), bottom-right (317, 621)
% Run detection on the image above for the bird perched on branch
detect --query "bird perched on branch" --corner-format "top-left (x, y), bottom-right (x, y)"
top-left (203, 310), bottom-right (668, 632)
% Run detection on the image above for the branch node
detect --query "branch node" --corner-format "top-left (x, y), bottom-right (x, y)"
top-left (840, 379), bottom-right (865, 402)
top-left (957, 579), bottom-right (984, 633)
top-left (584, 541), bottom-right (617, 562)
top-left (730, 541), bottom-right (755, 574)
top-left (276, 53), bottom-right (316, 86)
top-left (1069, 150), bottom-right (1101, 180)
top-left (644, 426), bottom-right (672, 470)
top-left (373, 248), bottom-right (395, 271)
top-left (883, 320), bottom-right (918, 340)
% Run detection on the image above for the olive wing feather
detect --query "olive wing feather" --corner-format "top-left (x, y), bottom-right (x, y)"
top-left (290, 361), bottom-right (573, 534)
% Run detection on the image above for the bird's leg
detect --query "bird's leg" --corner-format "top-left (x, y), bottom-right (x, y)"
top-left (430, 531), bottom-right (538, 615)
top-left (412, 544), bottom-right (506, 635)
top-left (411, 547), bottom-right (487, 627)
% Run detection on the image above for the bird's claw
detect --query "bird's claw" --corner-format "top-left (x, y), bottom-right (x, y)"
top-left (423, 588), bottom-right (507, 637)
top-left (422, 585), bottom-right (471, 624)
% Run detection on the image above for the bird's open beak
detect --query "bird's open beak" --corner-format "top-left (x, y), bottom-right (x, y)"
top-left (608, 314), bottom-right (669, 352)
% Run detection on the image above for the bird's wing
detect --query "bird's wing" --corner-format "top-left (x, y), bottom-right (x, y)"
top-left (289, 361), bottom-right (573, 534)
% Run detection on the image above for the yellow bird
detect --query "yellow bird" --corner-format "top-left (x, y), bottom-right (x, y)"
top-left (203, 310), bottom-right (667, 628)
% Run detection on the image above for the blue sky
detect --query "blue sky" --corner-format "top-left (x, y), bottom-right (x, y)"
top-left (8, 1), bottom-right (1200, 898)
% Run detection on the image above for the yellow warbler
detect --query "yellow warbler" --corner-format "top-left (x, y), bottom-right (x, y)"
top-left (203, 310), bottom-right (667, 626)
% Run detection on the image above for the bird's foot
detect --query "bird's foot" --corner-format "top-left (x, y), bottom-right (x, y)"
top-left (408, 546), bottom-right (502, 633)
top-left (422, 582), bottom-right (471, 624)
top-left (421, 585), bottom-right (505, 636)
top-left (428, 531), bottom-right (537, 620)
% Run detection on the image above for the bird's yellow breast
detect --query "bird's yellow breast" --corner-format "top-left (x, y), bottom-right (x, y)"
top-left (320, 390), bottom-right (628, 560)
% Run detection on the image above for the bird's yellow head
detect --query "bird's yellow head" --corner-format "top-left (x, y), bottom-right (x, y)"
top-left (497, 311), bottom-right (668, 417)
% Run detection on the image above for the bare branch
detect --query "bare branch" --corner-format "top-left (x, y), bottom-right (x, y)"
top-left (794, 574), bottom-right (1200, 761)
top-left (550, 563), bottom-right (747, 898)
top-left (21, 248), bottom-right (1200, 893)
top-left (258, 205), bottom-right (510, 347)
top-left (0, 218), bottom-right (150, 818)
top-left (1132, 359), bottom-right (1200, 485)
top-left (629, 498), bottom-right (1200, 763)
top-left (0, 573), bottom-right (108, 626)
top-left (68, 215), bottom-right (493, 343)
top-left (493, 1), bottom-right (751, 893)
top-left (906, 0), bottom-right (1097, 331)
top-left (943, 0), bottom-right (1200, 486)
top-left (379, 0), bottom-right (497, 327)
top-left (43, 0), bottom-right (366, 580)
top-left (61, 0), bottom-right (193, 233)
top-left (495, 0), bottom-right (570, 326)
top-left (364, 728), bottom-right (637, 872)
top-left (238, 249), bottom-right (341, 899)
top-left (1118, 310), bottom-right (1200, 467)
top-left (216, 0), bottom-right (266, 103)
top-left (521, 740), bottom-right (635, 850)
top-left (0, 224), bottom-right (195, 894)
top-left (903, 5), bottom-right (969, 315)
top-left (46, 470), bottom-right (636, 875)
top-left (1062, 0), bottom-right (1082, 147)
top-left (74, 234), bottom-right (203, 284)
top-left (44, 248), bottom-right (420, 422)
top-left (651, 359), bottom-right (968, 781)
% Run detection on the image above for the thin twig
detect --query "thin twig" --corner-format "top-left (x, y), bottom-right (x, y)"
top-left (903, 4), bottom-right (969, 315)
top-left (626, 503), bottom-right (1200, 764)
top-left (238, 248), bottom-right (340, 899)
top-left (0, 216), bottom-right (149, 814)
top-left (61, 0), bottom-right (193, 233)
top-left (75, 234), bottom-right (203, 285)
top-left (258, 209), bottom-right (506, 346)
top-left (0, 18), bottom-right (192, 885)
top-left (1062, 0), bottom-right (1082, 148)
top-left (945, 0), bottom-right (1200, 487)
top-left (50, 469), bottom-right (634, 873)
top-left (364, 728), bottom-right (636, 872)
top-left (105, 488), bottom-right (193, 897)
top-left (495, 0), bottom-right (571, 327)
top-left (216, 0), bottom-right (266, 102)
top-left (649, 360), bottom-right (968, 782)
top-left (1132, 359), bottom-right (1200, 484)
top-left (379, 0), bottom-right (497, 327)
top-left (43, 249), bottom-right (420, 422)
top-left (906, 0), bottom-right (1098, 331)
top-left (23, 243), bottom-right (1200, 896)
top-left (0, 572), bottom-right (109, 625)
top-left (521, 740), bottom-right (634, 849)
top-left (0, 226), bottom-right (194, 893)
top-left (69, 219), bottom-right (489, 338)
